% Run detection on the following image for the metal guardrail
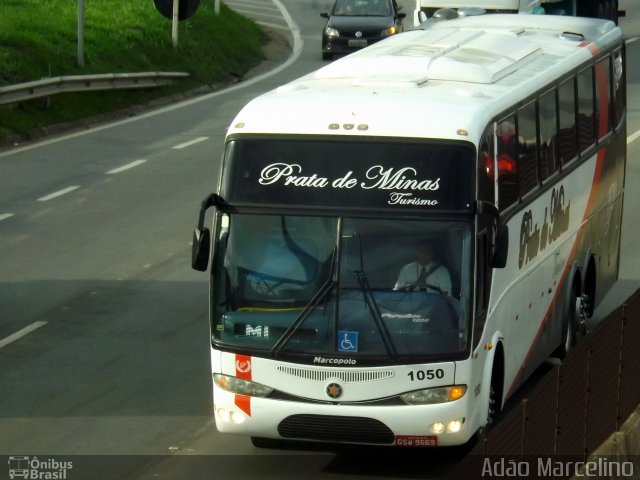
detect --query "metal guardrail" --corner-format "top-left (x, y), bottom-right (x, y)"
top-left (0, 72), bottom-right (190, 106)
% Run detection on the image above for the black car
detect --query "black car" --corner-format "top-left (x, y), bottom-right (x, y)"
top-left (321, 0), bottom-right (406, 60)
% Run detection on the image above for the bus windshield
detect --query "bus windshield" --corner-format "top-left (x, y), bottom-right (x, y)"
top-left (211, 214), bottom-right (472, 362)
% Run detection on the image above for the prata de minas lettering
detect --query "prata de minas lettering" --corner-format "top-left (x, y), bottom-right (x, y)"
top-left (258, 163), bottom-right (440, 191)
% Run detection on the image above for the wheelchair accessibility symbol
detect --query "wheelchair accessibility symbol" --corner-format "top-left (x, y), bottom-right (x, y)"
top-left (337, 330), bottom-right (358, 352)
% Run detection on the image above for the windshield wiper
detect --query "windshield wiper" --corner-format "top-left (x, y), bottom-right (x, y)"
top-left (271, 248), bottom-right (337, 356)
top-left (353, 270), bottom-right (398, 360)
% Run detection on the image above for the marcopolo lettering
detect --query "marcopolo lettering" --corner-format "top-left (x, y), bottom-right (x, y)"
top-left (313, 356), bottom-right (357, 365)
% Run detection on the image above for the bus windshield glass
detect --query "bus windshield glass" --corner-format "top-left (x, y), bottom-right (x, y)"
top-left (211, 214), bottom-right (472, 361)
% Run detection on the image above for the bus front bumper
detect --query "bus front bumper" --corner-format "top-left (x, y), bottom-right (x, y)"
top-left (213, 389), bottom-right (477, 447)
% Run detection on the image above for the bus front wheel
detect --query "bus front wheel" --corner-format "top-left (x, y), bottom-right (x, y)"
top-left (487, 378), bottom-right (500, 426)
top-left (485, 352), bottom-right (504, 431)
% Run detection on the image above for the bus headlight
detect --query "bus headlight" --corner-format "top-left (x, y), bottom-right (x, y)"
top-left (430, 419), bottom-right (465, 434)
top-left (431, 422), bottom-right (445, 434)
top-left (213, 374), bottom-right (273, 397)
top-left (447, 420), bottom-right (463, 433)
top-left (400, 385), bottom-right (467, 405)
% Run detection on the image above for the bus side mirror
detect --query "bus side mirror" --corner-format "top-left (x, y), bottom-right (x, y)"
top-left (191, 193), bottom-right (218, 272)
top-left (192, 227), bottom-right (211, 271)
top-left (492, 224), bottom-right (508, 269)
top-left (477, 201), bottom-right (508, 269)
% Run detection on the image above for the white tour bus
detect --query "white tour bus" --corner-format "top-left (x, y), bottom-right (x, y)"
top-left (414, 0), bottom-right (622, 27)
top-left (192, 13), bottom-right (625, 448)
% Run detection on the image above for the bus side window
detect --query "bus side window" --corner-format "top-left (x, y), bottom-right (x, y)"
top-left (538, 88), bottom-right (558, 181)
top-left (517, 101), bottom-right (538, 197)
top-left (577, 66), bottom-right (596, 152)
top-left (497, 114), bottom-right (519, 211)
top-left (595, 56), bottom-right (611, 139)
top-left (558, 77), bottom-right (578, 164)
top-left (612, 48), bottom-right (625, 129)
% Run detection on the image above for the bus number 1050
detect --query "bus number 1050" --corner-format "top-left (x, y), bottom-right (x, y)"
top-left (407, 369), bottom-right (445, 381)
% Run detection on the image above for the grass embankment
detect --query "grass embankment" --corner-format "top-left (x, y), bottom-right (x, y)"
top-left (0, 0), bottom-right (266, 144)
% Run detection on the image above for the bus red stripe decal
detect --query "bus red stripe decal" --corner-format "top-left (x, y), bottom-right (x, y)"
top-left (235, 394), bottom-right (252, 416)
top-left (505, 149), bottom-right (606, 399)
top-left (235, 354), bottom-right (252, 416)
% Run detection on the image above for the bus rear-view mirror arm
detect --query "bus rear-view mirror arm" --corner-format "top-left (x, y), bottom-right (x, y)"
top-left (191, 193), bottom-right (220, 272)
top-left (477, 201), bottom-right (508, 269)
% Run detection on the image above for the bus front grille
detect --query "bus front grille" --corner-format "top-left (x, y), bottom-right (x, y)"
top-left (278, 414), bottom-right (395, 444)
top-left (276, 365), bottom-right (394, 383)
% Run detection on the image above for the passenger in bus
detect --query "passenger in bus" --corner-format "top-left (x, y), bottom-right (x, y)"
top-left (393, 240), bottom-right (452, 294)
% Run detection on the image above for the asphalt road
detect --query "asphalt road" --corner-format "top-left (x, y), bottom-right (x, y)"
top-left (0, 1), bottom-right (638, 479)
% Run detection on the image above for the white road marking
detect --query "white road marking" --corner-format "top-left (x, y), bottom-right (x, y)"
top-left (37, 186), bottom-right (80, 202)
top-left (628, 130), bottom-right (640, 144)
top-left (0, 213), bottom-right (14, 222)
top-left (172, 137), bottom-right (209, 150)
top-left (107, 159), bottom-right (147, 174)
top-left (0, 321), bottom-right (47, 349)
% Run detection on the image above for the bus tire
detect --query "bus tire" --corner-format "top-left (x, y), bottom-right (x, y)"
top-left (487, 376), bottom-right (500, 426)
top-left (558, 288), bottom-right (585, 359)
top-left (485, 350), bottom-right (504, 431)
top-left (560, 297), bottom-right (577, 357)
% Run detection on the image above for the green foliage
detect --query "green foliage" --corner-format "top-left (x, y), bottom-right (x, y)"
top-left (0, 0), bottom-right (265, 142)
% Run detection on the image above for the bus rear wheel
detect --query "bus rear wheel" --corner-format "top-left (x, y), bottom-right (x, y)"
top-left (558, 291), bottom-right (588, 358)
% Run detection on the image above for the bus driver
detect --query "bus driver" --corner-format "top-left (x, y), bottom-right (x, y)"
top-left (394, 240), bottom-right (452, 294)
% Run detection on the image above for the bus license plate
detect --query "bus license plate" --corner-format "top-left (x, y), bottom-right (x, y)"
top-left (395, 435), bottom-right (438, 447)
top-left (348, 39), bottom-right (367, 47)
